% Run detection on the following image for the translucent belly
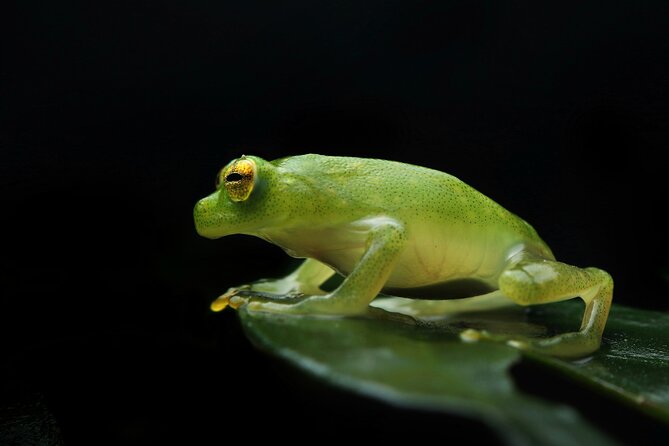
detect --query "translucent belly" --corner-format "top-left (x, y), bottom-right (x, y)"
top-left (383, 223), bottom-right (524, 289)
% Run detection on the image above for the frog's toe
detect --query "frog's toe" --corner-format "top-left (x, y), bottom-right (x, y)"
top-left (506, 339), bottom-right (530, 350)
top-left (459, 329), bottom-right (531, 351)
top-left (460, 328), bottom-right (485, 343)
top-left (210, 296), bottom-right (231, 312)
top-left (459, 328), bottom-right (504, 343)
top-left (209, 284), bottom-right (255, 312)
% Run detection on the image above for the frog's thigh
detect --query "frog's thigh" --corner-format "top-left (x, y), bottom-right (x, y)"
top-left (278, 258), bottom-right (336, 295)
top-left (499, 257), bottom-right (613, 357)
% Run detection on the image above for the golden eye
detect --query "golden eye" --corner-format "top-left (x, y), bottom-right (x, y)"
top-left (221, 157), bottom-right (256, 202)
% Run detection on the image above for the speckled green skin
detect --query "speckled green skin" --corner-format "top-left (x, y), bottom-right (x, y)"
top-left (194, 154), bottom-right (613, 357)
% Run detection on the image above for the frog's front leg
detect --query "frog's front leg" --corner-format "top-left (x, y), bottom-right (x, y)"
top-left (466, 255), bottom-right (613, 358)
top-left (210, 258), bottom-right (335, 312)
top-left (248, 218), bottom-right (407, 316)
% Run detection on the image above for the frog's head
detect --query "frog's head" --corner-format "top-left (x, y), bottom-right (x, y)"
top-left (194, 155), bottom-right (283, 238)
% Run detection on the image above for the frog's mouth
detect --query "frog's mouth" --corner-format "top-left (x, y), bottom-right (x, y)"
top-left (194, 192), bottom-right (253, 239)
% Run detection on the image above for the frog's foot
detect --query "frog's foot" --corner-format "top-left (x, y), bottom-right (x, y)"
top-left (486, 256), bottom-right (613, 358)
top-left (211, 259), bottom-right (335, 312)
top-left (210, 286), bottom-right (305, 312)
top-left (459, 328), bottom-right (600, 358)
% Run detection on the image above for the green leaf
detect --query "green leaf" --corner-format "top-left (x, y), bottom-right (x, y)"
top-left (524, 302), bottom-right (669, 423)
top-left (238, 303), bottom-right (633, 446)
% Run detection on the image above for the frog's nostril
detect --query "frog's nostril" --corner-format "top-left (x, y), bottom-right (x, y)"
top-left (195, 199), bottom-right (209, 215)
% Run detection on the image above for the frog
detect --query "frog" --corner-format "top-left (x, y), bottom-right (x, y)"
top-left (193, 154), bottom-right (613, 357)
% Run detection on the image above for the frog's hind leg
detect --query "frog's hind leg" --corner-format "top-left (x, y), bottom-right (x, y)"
top-left (490, 256), bottom-right (613, 357)
top-left (370, 290), bottom-right (515, 317)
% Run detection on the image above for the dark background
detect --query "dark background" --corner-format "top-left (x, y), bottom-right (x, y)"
top-left (2, 1), bottom-right (668, 444)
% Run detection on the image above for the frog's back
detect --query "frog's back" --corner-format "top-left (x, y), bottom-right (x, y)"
top-left (273, 154), bottom-right (553, 289)
top-left (273, 153), bottom-right (546, 240)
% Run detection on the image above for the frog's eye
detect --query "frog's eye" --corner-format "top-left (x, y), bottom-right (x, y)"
top-left (219, 157), bottom-right (256, 202)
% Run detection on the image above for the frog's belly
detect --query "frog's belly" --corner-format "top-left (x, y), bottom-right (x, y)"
top-left (384, 227), bottom-right (516, 290)
top-left (264, 220), bottom-right (524, 292)
top-left (314, 224), bottom-right (521, 291)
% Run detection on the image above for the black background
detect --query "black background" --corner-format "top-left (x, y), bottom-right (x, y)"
top-left (2, 1), bottom-right (669, 444)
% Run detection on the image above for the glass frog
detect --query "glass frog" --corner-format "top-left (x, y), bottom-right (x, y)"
top-left (194, 154), bottom-right (613, 358)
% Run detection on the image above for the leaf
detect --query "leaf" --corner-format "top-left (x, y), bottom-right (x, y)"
top-left (523, 302), bottom-right (669, 423)
top-left (237, 304), bottom-right (622, 446)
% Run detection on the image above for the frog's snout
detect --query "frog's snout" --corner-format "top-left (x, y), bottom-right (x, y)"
top-left (194, 197), bottom-right (221, 239)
